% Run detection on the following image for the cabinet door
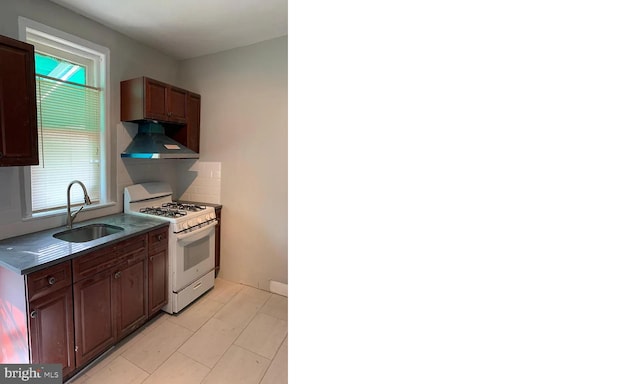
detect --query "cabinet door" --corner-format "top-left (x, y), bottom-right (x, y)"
top-left (148, 248), bottom-right (168, 316)
top-left (28, 286), bottom-right (75, 377)
top-left (168, 92), bottom-right (200, 152)
top-left (0, 35), bottom-right (38, 166)
top-left (73, 269), bottom-right (116, 367)
top-left (148, 227), bottom-right (168, 316)
top-left (144, 78), bottom-right (169, 121)
top-left (114, 258), bottom-right (147, 340)
top-left (168, 87), bottom-right (188, 123)
top-left (187, 92), bottom-right (200, 152)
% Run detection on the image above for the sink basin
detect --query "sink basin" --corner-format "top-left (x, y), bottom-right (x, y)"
top-left (53, 224), bottom-right (124, 243)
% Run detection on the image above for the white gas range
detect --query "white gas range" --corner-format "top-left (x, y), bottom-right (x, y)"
top-left (124, 182), bottom-right (218, 313)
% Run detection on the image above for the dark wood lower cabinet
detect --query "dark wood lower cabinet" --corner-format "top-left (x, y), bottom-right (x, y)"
top-left (147, 226), bottom-right (168, 316)
top-left (115, 257), bottom-right (147, 339)
top-left (28, 286), bottom-right (75, 377)
top-left (74, 234), bottom-right (150, 367)
top-left (73, 269), bottom-right (116, 367)
top-left (0, 224), bottom-right (169, 382)
top-left (148, 248), bottom-right (168, 315)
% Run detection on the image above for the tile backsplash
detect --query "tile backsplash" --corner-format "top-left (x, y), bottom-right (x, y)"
top-left (177, 161), bottom-right (222, 205)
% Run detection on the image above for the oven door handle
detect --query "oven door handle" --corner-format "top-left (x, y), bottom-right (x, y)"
top-left (176, 222), bottom-right (217, 244)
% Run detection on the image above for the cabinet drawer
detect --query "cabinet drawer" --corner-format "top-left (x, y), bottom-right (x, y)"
top-left (27, 261), bottom-right (72, 301)
top-left (73, 234), bottom-right (147, 282)
top-left (148, 226), bottom-right (168, 252)
top-left (118, 234), bottom-right (148, 260)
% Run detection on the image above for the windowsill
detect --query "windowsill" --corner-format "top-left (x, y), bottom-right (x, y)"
top-left (22, 201), bottom-right (117, 222)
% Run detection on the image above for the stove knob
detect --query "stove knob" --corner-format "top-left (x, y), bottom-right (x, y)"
top-left (197, 217), bottom-right (204, 224)
top-left (207, 214), bottom-right (213, 221)
top-left (188, 220), bottom-right (196, 227)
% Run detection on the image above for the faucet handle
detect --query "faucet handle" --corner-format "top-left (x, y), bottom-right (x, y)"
top-left (71, 205), bottom-right (84, 220)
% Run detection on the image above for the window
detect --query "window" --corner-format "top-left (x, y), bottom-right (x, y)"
top-left (19, 18), bottom-right (110, 216)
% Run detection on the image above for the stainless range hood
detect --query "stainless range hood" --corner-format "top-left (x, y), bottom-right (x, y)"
top-left (121, 122), bottom-right (198, 159)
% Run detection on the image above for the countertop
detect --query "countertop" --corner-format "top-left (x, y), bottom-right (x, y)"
top-left (0, 213), bottom-right (169, 275)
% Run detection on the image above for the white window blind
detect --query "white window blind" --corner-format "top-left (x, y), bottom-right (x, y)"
top-left (31, 75), bottom-right (101, 213)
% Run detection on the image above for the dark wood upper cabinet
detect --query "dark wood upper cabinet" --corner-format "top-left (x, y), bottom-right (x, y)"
top-left (186, 92), bottom-right (200, 153)
top-left (121, 76), bottom-right (200, 152)
top-left (0, 34), bottom-right (39, 166)
top-left (121, 77), bottom-right (189, 124)
top-left (145, 78), bottom-right (169, 121)
top-left (168, 86), bottom-right (188, 123)
top-left (170, 92), bottom-right (200, 153)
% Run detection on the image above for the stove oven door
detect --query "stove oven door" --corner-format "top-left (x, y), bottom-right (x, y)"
top-left (173, 223), bottom-right (216, 291)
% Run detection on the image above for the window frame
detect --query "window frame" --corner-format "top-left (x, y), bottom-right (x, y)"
top-left (18, 17), bottom-right (112, 219)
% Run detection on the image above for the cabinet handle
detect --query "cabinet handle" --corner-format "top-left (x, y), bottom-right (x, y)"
top-left (48, 276), bottom-right (56, 285)
top-left (114, 271), bottom-right (122, 279)
top-left (30, 310), bottom-right (37, 318)
top-left (149, 256), bottom-right (154, 261)
top-left (156, 234), bottom-right (163, 241)
top-left (0, 152), bottom-right (4, 158)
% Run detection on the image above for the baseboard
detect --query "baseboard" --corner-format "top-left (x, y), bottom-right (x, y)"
top-left (269, 280), bottom-right (288, 297)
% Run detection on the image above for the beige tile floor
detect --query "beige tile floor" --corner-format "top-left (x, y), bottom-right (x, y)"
top-left (67, 279), bottom-right (287, 384)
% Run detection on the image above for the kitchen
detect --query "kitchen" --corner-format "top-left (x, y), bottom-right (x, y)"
top-left (0, 0), bottom-right (287, 383)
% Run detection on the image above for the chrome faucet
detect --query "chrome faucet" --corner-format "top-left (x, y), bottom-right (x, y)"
top-left (67, 180), bottom-right (92, 228)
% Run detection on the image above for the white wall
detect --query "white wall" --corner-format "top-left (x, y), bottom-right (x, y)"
top-left (177, 36), bottom-right (288, 290)
top-left (0, 0), bottom-right (181, 239)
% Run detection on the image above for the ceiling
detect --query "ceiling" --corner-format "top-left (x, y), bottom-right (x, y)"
top-left (49, 0), bottom-right (288, 60)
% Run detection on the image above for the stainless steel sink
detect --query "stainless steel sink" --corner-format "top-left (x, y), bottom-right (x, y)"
top-left (53, 224), bottom-right (124, 243)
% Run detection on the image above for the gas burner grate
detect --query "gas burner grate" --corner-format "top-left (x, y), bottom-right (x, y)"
top-left (162, 202), bottom-right (207, 212)
top-left (140, 207), bottom-right (188, 218)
